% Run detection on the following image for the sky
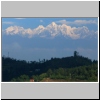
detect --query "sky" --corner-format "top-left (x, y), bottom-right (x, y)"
top-left (2, 18), bottom-right (98, 62)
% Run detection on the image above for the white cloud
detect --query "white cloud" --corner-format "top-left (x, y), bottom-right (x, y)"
top-left (56, 19), bottom-right (98, 25)
top-left (56, 20), bottom-right (67, 24)
top-left (74, 20), bottom-right (97, 25)
top-left (5, 26), bottom-right (24, 35)
top-left (3, 22), bottom-right (97, 39)
top-left (59, 24), bottom-right (80, 39)
top-left (2, 21), bottom-right (14, 25)
top-left (15, 18), bottom-right (26, 19)
top-left (40, 20), bottom-right (43, 22)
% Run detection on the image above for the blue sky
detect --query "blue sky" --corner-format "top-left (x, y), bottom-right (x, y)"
top-left (2, 18), bottom-right (98, 61)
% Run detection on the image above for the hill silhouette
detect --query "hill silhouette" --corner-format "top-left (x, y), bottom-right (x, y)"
top-left (2, 51), bottom-right (98, 82)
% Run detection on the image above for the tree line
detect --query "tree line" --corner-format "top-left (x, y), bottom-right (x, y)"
top-left (2, 51), bottom-right (98, 82)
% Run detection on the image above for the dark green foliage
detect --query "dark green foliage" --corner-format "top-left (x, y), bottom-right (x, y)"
top-left (2, 51), bottom-right (98, 82)
top-left (48, 64), bottom-right (98, 82)
top-left (11, 74), bottom-right (29, 82)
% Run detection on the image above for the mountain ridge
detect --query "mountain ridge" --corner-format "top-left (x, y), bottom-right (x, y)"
top-left (3, 22), bottom-right (98, 39)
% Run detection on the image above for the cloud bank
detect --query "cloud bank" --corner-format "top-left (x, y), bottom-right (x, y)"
top-left (2, 21), bottom-right (14, 25)
top-left (56, 19), bottom-right (98, 25)
top-left (14, 18), bottom-right (26, 19)
top-left (3, 22), bottom-right (98, 39)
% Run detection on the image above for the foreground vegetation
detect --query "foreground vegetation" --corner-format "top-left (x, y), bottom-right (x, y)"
top-left (2, 51), bottom-right (98, 82)
top-left (33, 64), bottom-right (98, 82)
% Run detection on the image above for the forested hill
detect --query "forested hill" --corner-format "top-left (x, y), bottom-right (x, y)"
top-left (2, 51), bottom-right (98, 82)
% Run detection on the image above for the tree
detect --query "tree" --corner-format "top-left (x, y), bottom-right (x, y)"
top-left (74, 51), bottom-right (79, 57)
top-left (47, 69), bottom-right (53, 77)
top-left (17, 75), bottom-right (29, 82)
top-left (11, 78), bottom-right (16, 82)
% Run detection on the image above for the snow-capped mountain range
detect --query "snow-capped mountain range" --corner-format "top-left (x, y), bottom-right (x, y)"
top-left (3, 22), bottom-right (98, 39)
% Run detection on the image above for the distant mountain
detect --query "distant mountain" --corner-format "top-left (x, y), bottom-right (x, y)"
top-left (3, 22), bottom-right (98, 39)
